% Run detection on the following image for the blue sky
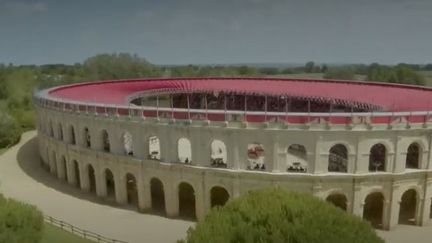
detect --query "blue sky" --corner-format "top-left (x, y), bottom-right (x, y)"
top-left (1, 0), bottom-right (431, 65)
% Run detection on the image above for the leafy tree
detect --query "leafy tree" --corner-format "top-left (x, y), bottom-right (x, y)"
top-left (181, 188), bottom-right (383, 243)
top-left (0, 109), bottom-right (21, 148)
top-left (304, 61), bottom-right (315, 73)
top-left (324, 67), bottom-right (355, 80)
top-left (0, 194), bottom-right (44, 243)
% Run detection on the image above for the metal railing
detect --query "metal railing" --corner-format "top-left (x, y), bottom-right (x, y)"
top-left (44, 215), bottom-right (128, 243)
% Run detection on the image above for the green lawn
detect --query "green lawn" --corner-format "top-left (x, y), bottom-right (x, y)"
top-left (42, 223), bottom-right (94, 243)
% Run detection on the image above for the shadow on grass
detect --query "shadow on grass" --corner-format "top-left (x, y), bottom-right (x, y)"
top-left (16, 136), bottom-right (195, 222)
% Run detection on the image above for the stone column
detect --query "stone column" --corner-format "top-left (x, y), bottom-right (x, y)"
top-left (114, 172), bottom-right (127, 205)
top-left (95, 167), bottom-right (106, 197)
top-left (141, 178), bottom-right (152, 211)
top-left (79, 164), bottom-right (90, 192)
top-left (56, 159), bottom-right (66, 180)
top-left (195, 183), bottom-right (205, 221)
top-left (66, 160), bottom-right (77, 186)
top-left (351, 183), bottom-right (363, 217)
top-left (165, 180), bottom-right (179, 218)
top-left (420, 182), bottom-right (432, 226)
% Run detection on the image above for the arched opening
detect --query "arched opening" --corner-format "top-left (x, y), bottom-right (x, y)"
top-left (178, 182), bottom-right (196, 219)
top-left (58, 123), bottom-right (63, 140)
top-left (328, 144), bottom-right (348, 173)
top-left (73, 160), bottom-right (80, 188)
top-left (105, 169), bottom-right (115, 199)
top-left (70, 126), bottom-right (76, 145)
top-left (286, 144), bottom-right (307, 172)
top-left (84, 127), bottom-right (91, 148)
top-left (102, 130), bottom-right (110, 152)
top-left (60, 156), bottom-right (67, 181)
top-left (126, 173), bottom-right (138, 207)
top-left (149, 136), bottom-right (161, 160)
top-left (210, 186), bottom-right (229, 208)
top-left (406, 143), bottom-right (421, 169)
top-left (399, 189), bottom-right (418, 225)
top-left (369, 143), bottom-right (386, 172)
top-left (87, 164), bottom-right (96, 193)
top-left (247, 143), bottom-right (265, 170)
top-left (326, 193), bottom-right (347, 211)
top-left (150, 178), bottom-right (166, 215)
top-left (363, 192), bottom-right (384, 229)
top-left (123, 131), bottom-right (134, 156)
top-left (178, 138), bottom-right (192, 163)
top-left (210, 140), bottom-right (227, 168)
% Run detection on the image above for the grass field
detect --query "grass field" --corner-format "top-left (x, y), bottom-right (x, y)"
top-left (42, 223), bottom-right (94, 243)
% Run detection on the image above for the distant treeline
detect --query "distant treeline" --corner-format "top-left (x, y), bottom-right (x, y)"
top-left (0, 53), bottom-right (429, 148)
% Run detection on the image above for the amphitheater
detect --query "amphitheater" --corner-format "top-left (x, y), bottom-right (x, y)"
top-left (34, 77), bottom-right (432, 230)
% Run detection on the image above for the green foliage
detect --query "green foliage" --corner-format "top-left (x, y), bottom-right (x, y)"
top-left (323, 67), bottom-right (355, 80)
top-left (0, 194), bottom-right (44, 243)
top-left (0, 110), bottom-right (20, 148)
top-left (367, 63), bottom-right (425, 85)
top-left (182, 188), bottom-right (383, 243)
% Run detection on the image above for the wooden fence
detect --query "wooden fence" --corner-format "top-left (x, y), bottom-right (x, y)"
top-left (44, 215), bottom-right (128, 243)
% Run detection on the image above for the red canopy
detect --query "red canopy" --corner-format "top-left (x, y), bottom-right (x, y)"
top-left (48, 77), bottom-right (432, 112)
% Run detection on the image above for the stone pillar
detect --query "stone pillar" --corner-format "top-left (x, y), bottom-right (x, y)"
top-left (141, 178), bottom-right (152, 211)
top-left (383, 199), bottom-right (395, 230)
top-left (420, 182), bottom-right (432, 226)
top-left (195, 184), bottom-right (205, 221)
top-left (352, 184), bottom-right (363, 217)
top-left (165, 180), bottom-right (179, 218)
top-left (95, 167), bottom-right (106, 197)
top-left (386, 188), bottom-right (400, 230)
top-left (79, 165), bottom-right (90, 192)
top-left (114, 172), bottom-right (127, 205)
top-left (313, 137), bottom-right (326, 173)
top-left (66, 161), bottom-right (77, 186)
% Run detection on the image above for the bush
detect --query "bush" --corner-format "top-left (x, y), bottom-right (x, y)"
top-left (181, 188), bottom-right (383, 243)
top-left (0, 194), bottom-right (44, 243)
top-left (323, 67), bottom-right (355, 80)
top-left (0, 110), bottom-right (21, 148)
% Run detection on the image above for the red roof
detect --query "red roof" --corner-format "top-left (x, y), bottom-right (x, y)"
top-left (48, 78), bottom-right (432, 112)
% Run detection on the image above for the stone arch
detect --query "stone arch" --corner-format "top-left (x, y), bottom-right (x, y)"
top-left (210, 140), bottom-right (227, 167)
top-left (123, 131), bottom-right (134, 156)
top-left (399, 189), bottom-right (418, 225)
top-left (57, 123), bottom-right (63, 140)
top-left (369, 143), bottom-right (386, 172)
top-left (328, 144), bottom-right (348, 173)
top-left (69, 125), bottom-right (76, 145)
top-left (286, 144), bottom-right (307, 172)
top-left (73, 160), bottom-right (80, 188)
top-left (83, 127), bottom-right (91, 148)
top-left (326, 193), bottom-right (348, 211)
top-left (210, 186), bottom-right (230, 208)
top-left (102, 130), bottom-right (110, 152)
top-left (87, 164), bottom-right (96, 193)
top-left (406, 143), bottom-right (421, 169)
top-left (363, 192), bottom-right (385, 229)
top-left (148, 136), bottom-right (161, 160)
top-left (125, 173), bottom-right (138, 207)
top-left (178, 182), bottom-right (196, 219)
top-left (104, 168), bottom-right (115, 199)
top-left (178, 138), bottom-right (192, 163)
top-left (150, 177), bottom-right (166, 215)
top-left (247, 143), bottom-right (265, 170)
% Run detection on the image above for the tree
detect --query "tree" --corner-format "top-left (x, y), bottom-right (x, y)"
top-left (304, 61), bottom-right (315, 73)
top-left (0, 194), bottom-right (44, 243)
top-left (0, 110), bottom-right (20, 148)
top-left (324, 67), bottom-right (355, 80)
top-left (181, 188), bottom-right (383, 243)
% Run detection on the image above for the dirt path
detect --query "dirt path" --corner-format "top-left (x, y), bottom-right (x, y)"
top-left (0, 131), bottom-right (193, 243)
